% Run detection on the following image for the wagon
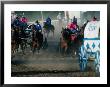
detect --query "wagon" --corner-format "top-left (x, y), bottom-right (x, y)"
top-left (79, 20), bottom-right (100, 73)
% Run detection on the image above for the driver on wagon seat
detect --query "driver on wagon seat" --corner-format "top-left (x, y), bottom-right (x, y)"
top-left (35, 20), bottom-right (42, 32)
top-left (67, 16), bottom-right (77, 33)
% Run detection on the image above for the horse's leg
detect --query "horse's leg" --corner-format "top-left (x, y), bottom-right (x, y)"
top-left (59, 42), bottom-right (61, 53)
top-left (61, 45), bottom-right (65, 56)
top-left (52, 30), bottom-right (54, 37)
top-left (47, 31), bottom-right (49, 38)
top-left (36, 43), bottom-right (39, 54)
top-left (30, 42), bottom-right (32, 51)
top-left (64, 46), bottom-right (68, 56)
top-left (59, 38), bottom-right (62, 53)
top-left (11, 44), bottom-right (14, 57)
top-left (16, 43), bottom-right (19, 52)
top-left (12, 42), bottom-right (16, 58)
top-left (15, 39), bottom-right (19, 52)
top-left (32, 41), bottom-right (36, 54)
top-left (32, 43), bottom-right (35, 54)
top-left (24, 39), bottom-right (27, 49)
top-left (37, 43), bottom-right (41, 54)
top-left (20, 40), bottom-right (25, 55)
top-left (14, 43), bottom-right (16, 53)
top-left (43, 29), bottom-right (46, 37)
top-left (23, 42), bottom-right (25, 55)
top-left (37, 47), bottom-right (40, 54)
top-left (21, 43), bottom-right (24, 54)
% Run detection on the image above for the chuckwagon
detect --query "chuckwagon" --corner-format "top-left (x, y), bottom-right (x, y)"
top-left (79, 20), bottom-right (100, 73)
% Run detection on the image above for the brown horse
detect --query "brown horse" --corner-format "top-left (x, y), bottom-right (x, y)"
top-left (32, 37), bottom-right (39, 54)
top-left (59, 36), bottom-right (68, 55)
top-left (59, 27), bottom-right (79, 56)
top-left (11, 27), bottom-right (20, 57)
top-left (31, 26), bottom-right (43, 54)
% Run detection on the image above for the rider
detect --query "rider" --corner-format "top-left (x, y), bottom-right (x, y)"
top-left (67, 16), bottom-right (77, 34)
top-left (20, 16), bottom-right (28, 23)
top-left (73, 16), bottom-right (77, 25)
top-left (20, 16), bottom-right (28, 29)
top-left (12, 16), bottom-right (21, 29)
top-left (46, 16), bottom-right (51, 27)
top-left (35, 20), bottom-right (42, 32)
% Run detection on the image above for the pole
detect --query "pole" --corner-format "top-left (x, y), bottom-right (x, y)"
top-left (66, 11), bottom-right (69, 25)
top-left (41, 11), bottom-right (44, 26)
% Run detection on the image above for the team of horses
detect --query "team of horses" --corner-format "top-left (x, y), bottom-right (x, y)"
top-left (11, 22), bottom-right (54, 57)
top-left (11, 21), bottom-right (87, 58)
top-left (59, 23), bottom-right (87, 56)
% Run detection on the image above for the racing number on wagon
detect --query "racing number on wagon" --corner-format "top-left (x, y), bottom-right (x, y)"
top-left (88, 23), bottom-right (97, 31)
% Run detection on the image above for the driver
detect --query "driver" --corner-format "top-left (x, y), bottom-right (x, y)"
top-left (67, 16), bottom-right (77, 34)
top-left (46, 16), bottom-right (51, 27)
top-left (12, 16), bottom-right (21, 29)
top-left (20, 16), bottom-right (28, 29)
top-left (35, 20), bottom-right (42, 32)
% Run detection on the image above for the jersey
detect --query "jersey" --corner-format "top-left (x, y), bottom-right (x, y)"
top-left (67, 23), bottom-right (77, 30)
top-left (35, 24), bottom-right (42, 31)
top-left (13, 19), bottom-right (21, 27)
top-left (46, 17), bottom-right (51, 25)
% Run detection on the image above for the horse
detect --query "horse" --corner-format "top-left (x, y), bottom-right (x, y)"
top-left (59, 28), bottom-right (71, 55)
top-left (11, 28), bottom-right (16, 57)
top-left (31, 25), bottom-right (43, 54)
top-left (59, 27), bottom-right (79, 56)
top-left (79, 20), bottom-right (89, 38)
top-left (16, 25), bottom-right (29, 55)
top-left (43, 22), bottom-right (55, 38)
top-left (59, 37), bottom-right (68, 56)
top-left (70, 22), bottom-right (89, 57)
top-left (11, 26), bottom-right (21, 57)
top-left (42, 37), bottom-right (48, 49)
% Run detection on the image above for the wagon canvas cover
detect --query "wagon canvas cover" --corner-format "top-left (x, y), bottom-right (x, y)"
top-left (84, 21), bottom-right (100, 52)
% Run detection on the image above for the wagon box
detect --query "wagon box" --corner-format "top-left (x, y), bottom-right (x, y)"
top-left (79, 20), bottom-right (100, 72)
top-left (84, 21), bottom-right (100, 53)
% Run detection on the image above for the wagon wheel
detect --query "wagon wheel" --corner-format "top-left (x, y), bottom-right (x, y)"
top-left (79, 45), bottom-right (87, 71)
top-left (79, 58), bottom-right (87, 71)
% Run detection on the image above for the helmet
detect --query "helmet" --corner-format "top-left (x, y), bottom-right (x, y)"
top-left (16, 16), bottom-right (19, 19)
top-left (36, 20), bottom-right (39, 23)
top-left (47, 16), bottom-right (50, 19)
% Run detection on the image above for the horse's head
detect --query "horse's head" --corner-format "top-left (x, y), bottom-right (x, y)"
top-left (61, 26), bottom-right (64, 29)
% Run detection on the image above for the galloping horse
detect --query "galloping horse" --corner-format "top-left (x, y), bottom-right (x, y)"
top-left (59, 27), bottom-right (80, 55)
top-left (43, 22), bottom-right (55, 38)
top-left (59, 36), bottom-right (68, 55)
top-left (31, 24), bottom-right (43, 54)
top-left (19, 27), bottom-right (27, 54)
top-left (11, 26), bottom-right (20, 57)
top-left (11, 28), bottom-right (16, 57)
